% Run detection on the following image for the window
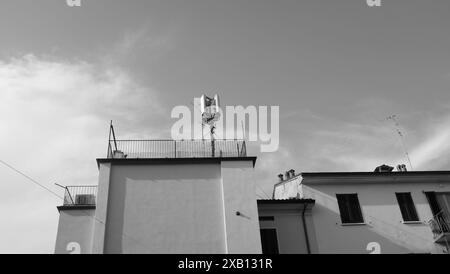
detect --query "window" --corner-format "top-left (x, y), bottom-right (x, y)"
top-left (425, 192), bottom-right (450, 233)
top-left (259, 216), bottom-right (275, 221)
top-left (260, 228), bottom-right (279, 254)
top-left (396, 192), bottom-right (419, 222)
top-left (336, 194), bottom-right (364, 224)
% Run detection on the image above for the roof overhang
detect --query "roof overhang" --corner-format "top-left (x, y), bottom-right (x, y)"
top-left (57, 205), bottom-right (96, 212)
top-left (257, 199), bottom-right (315, 212)
top-left (96, 156), bottom-right (257, 169)
top-left (300, 171), bottom-right (450, 185)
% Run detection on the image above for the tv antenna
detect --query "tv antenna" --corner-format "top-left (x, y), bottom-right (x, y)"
top-left (385, 115), bottom-right (413, 170)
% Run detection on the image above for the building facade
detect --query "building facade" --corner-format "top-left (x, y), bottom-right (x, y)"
top-left (273, 169), bottom-right (450, 254)
top-left (55, 130), bottom-right (450, 254)
top-left (54, 139), bottom-right (318, 254)
top-left (257, 199), bottom-right (315, 254)
top-left (55, 139), bottom-right (265, 254)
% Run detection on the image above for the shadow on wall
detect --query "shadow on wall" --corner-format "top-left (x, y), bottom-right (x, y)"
top-left (311, 203), bottom-right (438, 253)
top-left (305, 185), bottom-right (442, 254)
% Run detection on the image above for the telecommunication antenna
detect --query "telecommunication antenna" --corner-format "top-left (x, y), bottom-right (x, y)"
top-left (200, 94), bottom-right (221, 157)
top-left (191, 99), bottom-right (206, 140)
top-left (385, 115), bottom-right (413, 170)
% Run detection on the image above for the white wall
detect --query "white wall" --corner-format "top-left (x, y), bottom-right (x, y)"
top-left (221, 161), bottom-right (262, 253)
top-left (54, 209), bottom-right (95, 254)
top-left (274, 175), bottom-right (450, 254)
top-left (92, 162), bottom-right (111, 254)
top-left (273, 176), bottom-right (301, 199)
top-left (258, 204), bottom-right (315, 254)
top-left (103, 163), bottom-right (226, 253)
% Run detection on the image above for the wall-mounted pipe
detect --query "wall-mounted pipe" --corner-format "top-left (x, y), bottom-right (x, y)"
top-left (302, 204), bottom-right (311, 254)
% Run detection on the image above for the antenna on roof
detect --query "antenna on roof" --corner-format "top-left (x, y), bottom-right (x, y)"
top-left (107, 121), bottom-right (119, 158)
top-left (191, 98), bottom-right (207, 140)
top-left (385, 115), bottom-right (413, 171)
top-left (200, 94), bottom-right (221, 156)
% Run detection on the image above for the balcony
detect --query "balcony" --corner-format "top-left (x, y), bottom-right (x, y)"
top-left (107, 139), bottom-right (247, 159)
top-left (62, 186), bottom-right (98, 206)
top-left (428, 210), bottom-right (450, 243)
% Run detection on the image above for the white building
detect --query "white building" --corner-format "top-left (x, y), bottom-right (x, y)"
top-left (54, 132), bottom-right (316, 254)
top-left (54, 135), bottom-right (450, 254)
top-left (273, 166), bottom-right (450, 254)
top-left (55, 138), bottom-right (266, 254)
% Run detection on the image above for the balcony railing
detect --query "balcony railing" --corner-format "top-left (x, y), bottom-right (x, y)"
top-left (428, 210), bottom-right (450, 242)
top-left (63, 186), bottom-right (98, 206)
top-left (107, 139), bottom-right (247, 159)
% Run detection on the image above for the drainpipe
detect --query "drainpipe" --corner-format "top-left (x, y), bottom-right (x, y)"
top-left (302, 203), bottom-right (311, 254)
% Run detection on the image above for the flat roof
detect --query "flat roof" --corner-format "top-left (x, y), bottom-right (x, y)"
top-left (257, 199), bottom-right (315, 205)
top-left (273, 170), bottom-right (450, 188)
top-left (301, 171), bottom-right (450, 177)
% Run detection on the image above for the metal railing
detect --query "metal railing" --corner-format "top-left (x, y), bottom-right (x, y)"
top-left (428, 210), bottom-right (450, 240)
top-left (107, 139), bottom-right (247, 159)
top-left (63, 186), bottom-right (98, 206)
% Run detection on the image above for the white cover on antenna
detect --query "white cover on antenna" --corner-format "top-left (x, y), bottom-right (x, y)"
top-left (200, 94), bottom-right (206, 114)
top-left (213, 94), bottom-right (220, 111)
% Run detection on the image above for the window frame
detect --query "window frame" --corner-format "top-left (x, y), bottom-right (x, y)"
top-left (395, 192), bottom-right (420, 222)
top-left (336, 193), bottom-right (365, 224)
top-left (259, 228), bottom-right (280, 254)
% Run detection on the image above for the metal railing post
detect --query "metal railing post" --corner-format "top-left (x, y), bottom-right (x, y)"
top-left (66, 186), bottom-right (75, 205)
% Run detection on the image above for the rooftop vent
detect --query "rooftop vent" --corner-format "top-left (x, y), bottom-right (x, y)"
top-left (113, 150), bottom-right (126, 159)
top-left (396, 164), bottom-right (407, 172)
top-left (374, 164), bottom-right (394, 173)
top-left (285, 171), bottom-right (291, 180)
top-left (289, 169), bottom-right (296, 178)
top-left (75, 194), bottom-right (96, 205)
top-left (278, 174), bottom-right (284, 182)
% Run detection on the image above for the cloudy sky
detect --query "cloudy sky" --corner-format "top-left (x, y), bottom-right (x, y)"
top-left (1, 0), bottom-right (450, 253)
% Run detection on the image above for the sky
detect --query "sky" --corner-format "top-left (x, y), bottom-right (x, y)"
top-left (0, 0), bottom-right (450, 253)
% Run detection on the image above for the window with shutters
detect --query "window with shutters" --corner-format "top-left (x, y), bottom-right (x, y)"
top-left (336, 193), bottom-right (364, 224)
top-left (395, 192), bottom-right (419, 222)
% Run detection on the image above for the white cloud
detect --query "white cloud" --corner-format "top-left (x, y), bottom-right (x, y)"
top-left (407, 116), bottom-right (450, 170)
top-left (0, 54), bottom-right (165, 253)
top-left (280, 110), bottom-right (450, 173)
top-left (1, 53), bottom-right (448, 253)
top-left (102, 26), bottom-right (177, 67)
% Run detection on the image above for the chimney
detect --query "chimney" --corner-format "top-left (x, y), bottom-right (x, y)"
top-left (374, 164), bottom-right (394, 173)
top-left (285, 171), bottom-right (291, 180)
top-left (278, 174), bottom-right (284, 182)
top-left (289, 169), bottom-right (296, 178)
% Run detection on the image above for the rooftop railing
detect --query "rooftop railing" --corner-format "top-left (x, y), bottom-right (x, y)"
top-left (107, 139), bottom-right (247, 159)
top-left (62, 186), bottom-right (98, 206)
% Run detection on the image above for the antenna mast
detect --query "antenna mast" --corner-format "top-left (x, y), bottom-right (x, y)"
top-left (200, 94), bottom-right (221, 157)
top-left (386, 115), bottom-right (413, 170)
